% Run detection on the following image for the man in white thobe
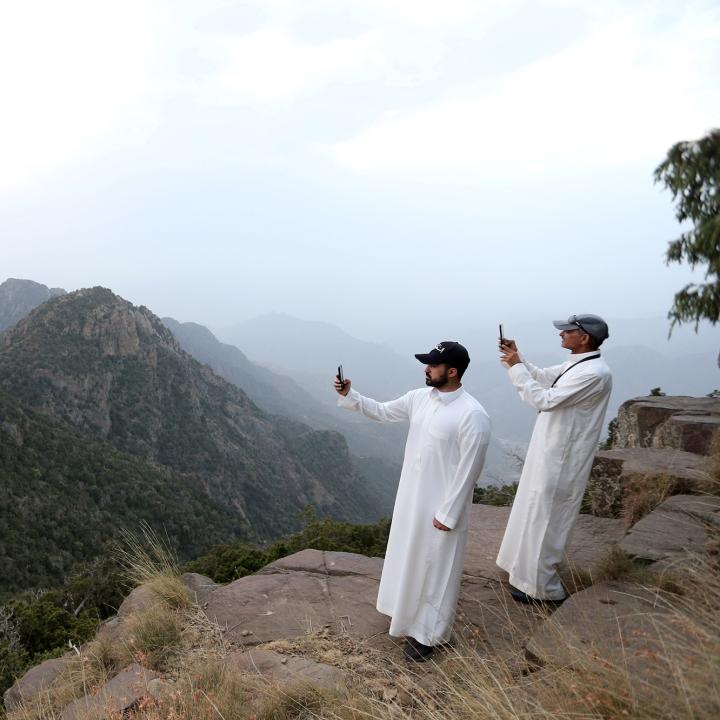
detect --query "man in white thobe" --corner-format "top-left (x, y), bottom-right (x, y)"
top-left (496, 314), bottom-right (612, 602)
top-left (334, 341), bottom-right (491, 661)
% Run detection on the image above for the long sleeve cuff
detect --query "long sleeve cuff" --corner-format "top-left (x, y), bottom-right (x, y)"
top-left (337, 388), bottom-right (360, 408)
top-left (434, 511), bottom-right (456, 530)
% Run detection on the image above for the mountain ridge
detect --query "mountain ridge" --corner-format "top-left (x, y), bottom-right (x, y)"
top-left (0, 287), bottom-right (386, 543)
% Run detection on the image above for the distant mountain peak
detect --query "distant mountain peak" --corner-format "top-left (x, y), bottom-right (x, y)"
top-left (0, 277), bottom-right (66, 333)
top-left (2, 286), bottom-right (179, 359)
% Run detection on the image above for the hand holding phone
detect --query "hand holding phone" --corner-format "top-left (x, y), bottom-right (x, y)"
top-left (335, 364), bottom-right (350, 395)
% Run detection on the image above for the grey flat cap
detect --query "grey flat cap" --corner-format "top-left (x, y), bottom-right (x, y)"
top-left (553, 314), bottom-right (609, 342)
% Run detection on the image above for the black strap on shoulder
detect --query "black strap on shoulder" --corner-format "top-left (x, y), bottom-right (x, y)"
top-left (550, 354), bottom-right (601, 388)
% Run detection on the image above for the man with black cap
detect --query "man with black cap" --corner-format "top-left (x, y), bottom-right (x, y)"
top-left (496, 315), bottom-right (612, 603)
top-left (334, 341), bottom-right (491, 661)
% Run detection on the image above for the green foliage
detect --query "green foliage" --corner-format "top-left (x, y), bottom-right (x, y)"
top-left (0, 606), bottom-right (27, 703)
top-left (0, 589), bottom-right (100, 704)
top-left (654, 128), bottom-right (720, 331)
top-left (186, 508), bottom-right (391, 583)
top-left (0, 287), bottom-right (380, 545)
top-left (472, 483), bottom-right (518, 506)
top-left (7, 596), bottom-right (96, 659)
top-left (599, 417), bottom-right (618, 450)
top-left (650, 387), bottom-right (666, 396)
top-left (0, 389), bottom-right (243, 599)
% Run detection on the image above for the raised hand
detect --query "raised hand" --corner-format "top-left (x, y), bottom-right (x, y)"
top-left (334, 375), bottom-right (351, 396)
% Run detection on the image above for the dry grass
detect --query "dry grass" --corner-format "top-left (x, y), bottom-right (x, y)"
top-left (622, 472), bottom-right (680, 527)
top-left (8, 526), bottom-right (720, 720)
top-left (115, 524), bottom-right (191, 610)
top-left (701, 434), bottom-right (720, 496)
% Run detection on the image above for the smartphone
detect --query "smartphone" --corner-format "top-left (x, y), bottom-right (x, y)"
top-left (499, 323), bottom-right (505, 346)
top-left (337, 364), bottom-right (345, 388)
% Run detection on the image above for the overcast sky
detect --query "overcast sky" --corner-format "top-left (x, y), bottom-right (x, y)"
top-left (1, 0), bottom-right (719, 348)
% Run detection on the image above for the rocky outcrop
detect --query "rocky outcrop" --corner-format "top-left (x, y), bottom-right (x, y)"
top-left (3, 656), bottom-right (70, 712)
top-left (59, 664), bottom-right (159, 720)
top-left (203, 506), bottom-right (627, 658)
top-left (526, 581), bottom-right (675, 673)
top-left (615, 395), bottom-right (720, 455)
top-left (224, 648), bottom-right (345, 689)
top-left (204, 549), bottom-right (390, 649)
top-left (6, 486), bottom-right (717, 717)
top-left (621, 494), bottom-right (720, 565)
top-left (585, 447), bottom-right (712, 517)
top-left (181, 572), bottom-right (219, 604)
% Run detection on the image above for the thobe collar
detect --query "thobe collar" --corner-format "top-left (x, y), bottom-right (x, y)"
top-left (430, 386), bottom-right (465, 405)
top-left (564, 350), bottom-right (601, 364)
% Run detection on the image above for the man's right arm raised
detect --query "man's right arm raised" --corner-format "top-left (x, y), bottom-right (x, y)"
top-left (518, 354), bottom-right (565, 388)
top-left (337, 387), bottom-right (413, 423)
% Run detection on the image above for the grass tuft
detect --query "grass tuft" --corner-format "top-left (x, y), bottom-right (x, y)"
top-left (114, 522), bottom-right (190, 610)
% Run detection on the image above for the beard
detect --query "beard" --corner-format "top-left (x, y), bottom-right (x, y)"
top-left (425, 368), bottom-right (450, 388)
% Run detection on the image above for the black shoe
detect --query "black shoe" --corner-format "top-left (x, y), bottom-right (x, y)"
top-left (509, 585), bottom-right (566, 605)
top-left (509, 585), bottom-right (537, 603)
top-left (404, 637), bottom-right (434, 662)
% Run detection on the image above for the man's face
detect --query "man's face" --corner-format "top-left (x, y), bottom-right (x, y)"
top-left (425, 363), bottom-right (451, 388)
top-left (560, 329), bottom-right (588, 351)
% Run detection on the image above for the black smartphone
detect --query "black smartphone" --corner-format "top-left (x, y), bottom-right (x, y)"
top-left (499, 324), bottom-right (505, 345)
top-left (337, 364), bottom-right (345, 388)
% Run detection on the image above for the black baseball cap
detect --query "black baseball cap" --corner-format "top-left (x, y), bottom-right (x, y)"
top-left (553, 314), bottom-right (609, 343)
top-left (415, 341), bottom-right (470, 373)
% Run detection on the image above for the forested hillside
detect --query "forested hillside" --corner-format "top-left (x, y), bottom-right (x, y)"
top-left (0, 389), bottom-right (243, 598)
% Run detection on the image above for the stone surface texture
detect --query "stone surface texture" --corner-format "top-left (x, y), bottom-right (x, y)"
top-left (204, 506), bottom-right (625, 657)
top-left (204, 549), bottom-right (390, 648)
top-left (181, 572), bottom-right (219, 604)
top-left (59, 664), bottom-right (159, 720)
top-left (586, 448), bottom-right (711, 517)
top-left (3, 656), bottom-right (70, 712)
top-left (464, 505), bottom-right (625, 582)
top-left (621, 494), bottom-right (720, 563)
top-left (526, 581), bottom-right (676, 677)
top-left (615, 395), bottom-right (720, 455)
top-left (225, 648), bottom-right (345, 689)
top-left (117, 584), bottom-right (158, 619)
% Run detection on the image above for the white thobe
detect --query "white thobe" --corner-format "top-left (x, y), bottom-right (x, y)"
top-left (338, 386), bottom-right (490, 645)
top-left (496, 350), bottom-right (612, 600)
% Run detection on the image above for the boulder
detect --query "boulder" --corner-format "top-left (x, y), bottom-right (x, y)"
top-left (585, 448), bottom-right (711, 517)
top-left (261, 549), bottom-right (383, 580)
top-left (224, 648), bottom-right (345, 689)
top-left (621, 494), bottom-right (720, 564)
top-left (615, 396), bottom-right (720, 455)
top-left (117, 584), bottom-right (158, 619)
top-left (59, 663), bottom-right (159, 720)
top-left (204, 550), bottom-right (389, 647)
top-left (526, 581), bottom-right (675, 678)
top-left (181, 572), bottom-right (219, 604)
top-left (3, 655), bottom-right (71, 712)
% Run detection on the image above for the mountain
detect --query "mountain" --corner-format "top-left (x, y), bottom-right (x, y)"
top-left (0, 389), bottom-right (243, 598)
top-left (218, 312), bottom-right (419, 401)
top-left (0, 288), bottom-right (387, 544)
top-left (218, 313), bottom-right (526, 484)
top-left (219, 312), bottom-right (720, 484)
top-left (0, 278), bottom-right (65, 333)
top-left (162, 317), bottom-right (405, 467)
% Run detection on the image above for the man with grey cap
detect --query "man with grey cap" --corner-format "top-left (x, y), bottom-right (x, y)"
top-left (496, 315), bottom-right (612, 602)
top-left (335, 341), bottom-right (490, 661)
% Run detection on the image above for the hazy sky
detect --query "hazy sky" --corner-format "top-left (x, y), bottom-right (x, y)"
top-left (1, 0), bottom-right (719, 344)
